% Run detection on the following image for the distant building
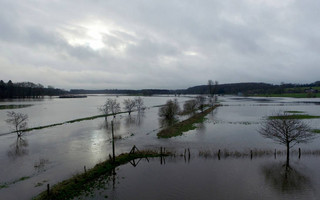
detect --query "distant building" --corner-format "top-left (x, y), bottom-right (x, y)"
top-left (305, 88), bottom-right (318, 93)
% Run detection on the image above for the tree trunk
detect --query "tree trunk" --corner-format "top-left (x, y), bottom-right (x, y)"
top-left (286, 142), bottom-right (290, 166)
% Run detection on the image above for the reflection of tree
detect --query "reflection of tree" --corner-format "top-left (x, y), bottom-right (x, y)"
top-left (159, 117), bottom-right (177, 128)
top-left (124, 112), bottom-right (146, 128)
top-left (261, 161), bottom-right (312, 194)
top-left (136, 111), bottom-right (145, 126)
top-left (125, 115), bottom-right (136, 128)
top-left (100, 119), bottom-right (120, 132)
top-left (7, 137), bottom-right (29, 159)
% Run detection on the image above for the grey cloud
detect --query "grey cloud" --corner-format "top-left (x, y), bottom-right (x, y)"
top-left (1, 0), bottom-right (320, 89)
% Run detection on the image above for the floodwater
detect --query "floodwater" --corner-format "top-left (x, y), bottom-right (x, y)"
top-left (0, 95), bottom-right (320, 199)
top-left (86, 156), bottom-right (320, 200)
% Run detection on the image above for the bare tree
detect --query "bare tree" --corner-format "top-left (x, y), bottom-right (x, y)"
top-left (99, 98), bottom-right (121, 118)
top-left (208, 80), bottom-right (213, 97)
top-left (182, 99), bottom-right (198, 114)
top-left (123, 98), bottom-right (136, 115)
top-left (259, 111), bottom-right (316, 164)
top-left (159, 99), bottom-right (180, 120)
top-left (6, 111), bottom-right (28, 137)
top-left (196, 95), bottom-right (206, 112)
top-left (134, 97), bottom-right (145, 112)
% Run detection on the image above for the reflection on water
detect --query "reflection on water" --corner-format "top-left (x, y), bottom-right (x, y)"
top-left (99, 119), bottom-right (120, 132)
top-left (79, 156), bottom-right (320, 200)
top-left (7, 137), bottom-right (28, 159)
top-left (159, 117), bottom-right (178, 128)
top-left (1, 96), bottom-right (320, 199)
top-left (125, 115), bottom-right (136, 127)
top-left (135, 111), bottom-right (145, 126)
top-left (262, 161), bottom-right (313, 194)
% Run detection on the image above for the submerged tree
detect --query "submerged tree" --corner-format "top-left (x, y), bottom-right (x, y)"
top-left (134, 97), bottom-right (145, 112)
top-left (123, 98), bottom-right (136, 115)
top-left (99, 98), bottom-right (121, 119)
top-left (259, 111), bottom-right (316, 164)
top-left (6, 111), bottom-right (28, 137)
top-left (159, 99), bottom-right (180, 120)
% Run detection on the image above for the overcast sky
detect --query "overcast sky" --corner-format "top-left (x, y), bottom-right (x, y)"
top-left (1, 0), bottom-right (320, 90)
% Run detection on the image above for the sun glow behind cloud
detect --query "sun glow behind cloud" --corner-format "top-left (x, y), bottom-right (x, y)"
top-left (60, 19), bottom-right (136, 53)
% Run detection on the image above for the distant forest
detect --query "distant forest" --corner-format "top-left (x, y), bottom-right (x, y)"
top-left (1, 80), bottom-right (320, 99)
top-left (0, 80), bottom-right (67, 98)
top-left (71, 81), bottom-right (320, 96)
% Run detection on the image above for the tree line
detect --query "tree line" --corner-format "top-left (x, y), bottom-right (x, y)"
top-left (0, 80), bottom-right (67, 99)
top-left (185, 81), bottom-right (320, 95)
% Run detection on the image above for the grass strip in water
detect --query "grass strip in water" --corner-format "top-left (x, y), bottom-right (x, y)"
top-left (157, 105), bottom-right (220, 138)
top-left (0, 104), bottom-right (33, 110)
top-left (33, 150), bottom-right (170, 200)
top-left (19, 112), bottom-right (129, 133)
top-left (269, 114), bottom-right (320, 120)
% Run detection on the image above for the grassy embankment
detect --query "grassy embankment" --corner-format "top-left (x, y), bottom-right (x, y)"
top-left (34, 150), bottom-right (171, 200)
top-left (0, 104), bottom-right (33, 110)
top-left (253, 86), bottom-right (320, 98)
top-left (157, 105), bottom-right (220, 138)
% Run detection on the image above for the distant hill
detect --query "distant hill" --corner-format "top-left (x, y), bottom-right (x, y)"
top-left (184, 82), bottom-right (276, 95)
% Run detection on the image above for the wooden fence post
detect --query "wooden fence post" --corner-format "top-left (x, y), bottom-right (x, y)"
top-left (47, 184), bottom-right (50, 196)
top-left (111, 120), bottom-right (115, 163)
top-left (299, 148), bottom-right (301, 159)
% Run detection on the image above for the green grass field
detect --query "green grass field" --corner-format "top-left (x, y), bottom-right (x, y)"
top-left (255, 93), bottom-right (320, 98)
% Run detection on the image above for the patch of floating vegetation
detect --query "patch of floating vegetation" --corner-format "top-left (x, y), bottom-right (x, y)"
top-left (269, 114), bottom-right (320, 120)
top-left (212, 120), bottom-right (259, 125)
top-left (157, 105), bottom-right (220, 138)
top-left (284, 111), bottom-right (305, 114)
top-left (0, 104), bottom-right (33, 110)
top-left (33, 149), bottom-right (171, 200)
top-left (35, 180), bottom-right (48, 188)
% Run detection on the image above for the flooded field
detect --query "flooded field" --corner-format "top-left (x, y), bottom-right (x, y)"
top-left (0, 95), bottom-right (320, 199)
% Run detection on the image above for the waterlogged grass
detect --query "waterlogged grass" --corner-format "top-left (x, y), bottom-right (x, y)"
top-left (269, 114), bottom-right (320, 120)
top-left (33, 150), bottom-right (170, 200)
top-left (157, 105), bottom-right (220, 138)
top-left (0, 104), bottom-right (33, 110)
top-left (0, 176), bottom-right (30, 190)
top-left (313, 129), bottom-right (320, 134)
top-left (254, 93), bottom-right (320, 98)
